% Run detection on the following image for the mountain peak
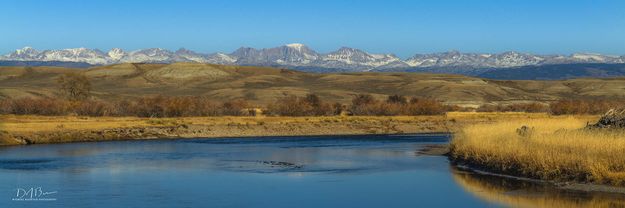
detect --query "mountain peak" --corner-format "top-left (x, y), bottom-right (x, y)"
top-left (2, 45), bottom-right (624, 71)
top-left (19, 46), bottom-right (36, 51)
top-left (175, 48), bottom-right (198, 55)
top-left (108, 48), bottom-right (127, 60)
top-left (15, 46), bottom-right (39, 54)
top-left (285, 43), bottom-right (306, 51)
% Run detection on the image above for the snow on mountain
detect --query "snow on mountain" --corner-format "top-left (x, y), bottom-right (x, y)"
top-left (2, 45), bottom-right (624, 71)
top-left (487, 51), bottom-right (544, 67)
top-left (320, 47), bottom-right (405, 70)
top-left (38, 48), bottom-right (110, 65)
top-left (121, 48), bottom-right (185, 63)
top-left (107, 48), bottom-right (127, 61)
top-left (175, 48), bottom-right (210, 63)
top-left (206, 53), bottom-right (237, 65)
top-left (231, 44), bottom-right (320, 66)
top-left (2, 46), bottom-right (41, 60)
top-left (406, 51), bottom-right (486, 68)
top-left (285, 43), bottom-right (306, 51)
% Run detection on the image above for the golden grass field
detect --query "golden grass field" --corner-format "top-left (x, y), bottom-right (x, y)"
top-left (0, 112), bottom-right (571, 145)
top-left (0, 112), bottom-right (566, 134)
top-left (0, 114), bottom-right (459, 145)
top-left (450, 116), bottom-right (625, 186)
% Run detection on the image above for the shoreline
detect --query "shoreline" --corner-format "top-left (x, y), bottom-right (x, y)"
top-left (451, 161), bottom-right (625, 195)
top-left (0, 113), bottom-right (596, 146)
top-left (4, 113), bottom-right (623, 196)
top-left (1, 115), bottom-right (457, 145)
top-left (415, 142), bottom-right (625, 195)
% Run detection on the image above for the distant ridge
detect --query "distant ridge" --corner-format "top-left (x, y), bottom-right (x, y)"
top-left (1, 45), bottom-right (624, 73)
top-left (0, 60), bottom-right (94, 68)
top-left (477, 63), bottom-right (625, 80)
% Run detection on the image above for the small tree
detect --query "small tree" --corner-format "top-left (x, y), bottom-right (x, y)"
top-left (304, 93), bottom-right (321, 107)
top-left (57, 73), bottom-right (91, 100)
top-left (352, 94), bottom-right (376, 106)
top-left (387, 95), bottom-right (407, 104)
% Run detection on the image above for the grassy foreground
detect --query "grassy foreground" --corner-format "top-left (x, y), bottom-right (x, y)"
top-left (450, 117), bottom-right (625, 186)
top-left (0, 112), bottom-right (580, 145)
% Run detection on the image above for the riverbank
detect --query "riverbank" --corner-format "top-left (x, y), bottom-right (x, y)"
top-left (450, 117), bottom-right (625, 187)
top-left (0, 112), bottom-right (590, 145)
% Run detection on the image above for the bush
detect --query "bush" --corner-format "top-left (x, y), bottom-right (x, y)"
top-left (550, 100), bottom-right (625, 115)
top-left (405, 98), bottom-right (446, 115)
top-left (266, 94), bottom-right (334, 116)
top-left (350, 95), bottom-right (446, 116)
top-left (387, 95), bottom-right (407, 104)
top-left (221, 99), bottom-right (250, 116)
top-left (477, 103), bottom-right (549, 113)
top-left (0, 96), bottom-right (250, 117)
top-left (57, 73), bottom-right (91, 101)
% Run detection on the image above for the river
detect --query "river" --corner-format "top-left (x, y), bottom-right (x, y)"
top-left (0, 134), bottom-right (623, 207)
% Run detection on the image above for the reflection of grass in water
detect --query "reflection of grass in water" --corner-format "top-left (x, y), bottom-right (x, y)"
top-left (451, 117), bottom-right (625, 185)
top-left (452, 170), bottom-right (625, 208)
top-left (0, 120), bottom-right (19, 145)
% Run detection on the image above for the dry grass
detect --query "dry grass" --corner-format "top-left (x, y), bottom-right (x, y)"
top-left (0, 114), bottom-right (445, 134)
top-left (7, 63), bottom-right (625, 106)
top-left (0, 114), bottom-right (460, 145)
top-left (0, 112), bottom-right (592, 134)
top-left (451, 116), bottom-right (625, 185)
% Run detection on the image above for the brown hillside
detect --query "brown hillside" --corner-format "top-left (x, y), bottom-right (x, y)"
top-left (1, 63), bottom-right (625, 106)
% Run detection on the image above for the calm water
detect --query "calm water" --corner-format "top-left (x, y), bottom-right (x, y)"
top-left (0, 134), bottom-right (623, 208)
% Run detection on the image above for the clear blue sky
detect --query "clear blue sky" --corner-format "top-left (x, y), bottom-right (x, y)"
top-left (2, 0), bottom-right (624, 57)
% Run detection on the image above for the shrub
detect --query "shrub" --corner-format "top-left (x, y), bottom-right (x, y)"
top-left (405, 98), bottom-right (446, 115)
top-left (266, 94), bottom-right (334, 116)
top-left (0, 96), bottom-right (252, 117)
top-left (550, 100), bottom-right (625, 115)
top-left (221, 99), bottom-right (250, 116)
top-left (57, 73), bottom-right (91, 101)
top-left (477, 103), bottom-right (549, 113)
top-left (387, 95), bottom-right (407, 104)
top-left (350, 95), bottom-right (446, 116)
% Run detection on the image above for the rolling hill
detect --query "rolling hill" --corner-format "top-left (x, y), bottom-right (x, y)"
top-left (2, 63), bottom-right (625, 107)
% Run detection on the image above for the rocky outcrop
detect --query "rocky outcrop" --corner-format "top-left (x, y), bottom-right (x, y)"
top-left (588, 109), bottom-right (625, 129)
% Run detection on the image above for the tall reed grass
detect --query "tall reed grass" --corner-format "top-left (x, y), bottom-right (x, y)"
top-left (450, 117), bottom-right (625, 185)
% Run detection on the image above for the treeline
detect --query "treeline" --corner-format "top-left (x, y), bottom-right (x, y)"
top-left (0, 94), bottom-right (447, 117)
top-left (349, 94), bottom-right (446, 116)
top-left (549, 99), bottom-right (625, 115)
top-left (1, 95), bottom-right (623, 117)
top-left (0, 96), bottom-right (253, 117)
top-left (477, 103), bottom-right (549, 113)
top-left (476, 100), bottom-right (625, 115)
top-left (265, 94), bottom-right (446, 116)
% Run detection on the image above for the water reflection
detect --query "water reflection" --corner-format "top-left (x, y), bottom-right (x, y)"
top-left (5, 134), bottom-right (621, 207)
top-left (452, 168), bottom-right (625, 208)
top-left (2, 134), bottom-right (493, 208)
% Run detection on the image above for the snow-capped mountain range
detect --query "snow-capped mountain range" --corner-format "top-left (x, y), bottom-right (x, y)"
top-left (2, 44), bottom-right (624, 71)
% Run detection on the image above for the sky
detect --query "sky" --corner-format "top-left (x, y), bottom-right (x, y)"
top-left (1, 0), bottom-right (625, 58)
